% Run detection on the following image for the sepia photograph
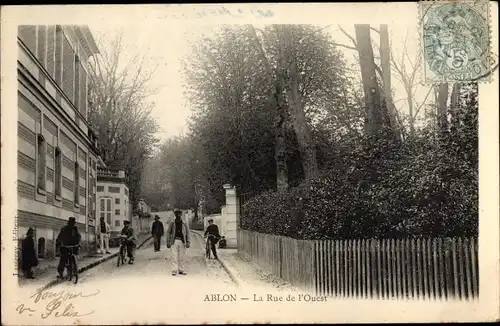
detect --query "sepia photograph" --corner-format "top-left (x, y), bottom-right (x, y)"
top-left (1, 2), bottom-right (499, 325)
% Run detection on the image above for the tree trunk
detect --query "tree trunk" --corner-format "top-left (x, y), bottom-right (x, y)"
top-left (281, 25), bottom-right (319, 180)
top-left (437, 83), bottom-right (449, 135)
top-left (449, 83), bottom-right (461, 135)
top-left (355, 24), bottom-right (384, 138)
top-left (248, 25), bottom-right (288, 191)
top-left (407, 87), bottom-right (415, 137)
top-left (274, 76), bottom-right (289, 191)
top-left (379, 24), bottom-right (402, 142)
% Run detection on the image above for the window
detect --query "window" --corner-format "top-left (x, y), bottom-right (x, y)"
top-left (54, 147), bottom-right (62, 197)
top-left (74, 162), bottom-right (79, 204)
top-left (37, 237), bottom-right (46, 259)
top-left (109, 186), bottom-right (120, 193)
top-left (37, 134), bottom-right (46, 191)
top-left (115, 198), bottom-right (120, 204)
top-left (62, 35), bottom-right (75, 101)
top-left (79, 64), bottom-right (88, 118)
top-left (115, 220), bottom-right (120, 227)
top-left (74, 55), bottom-right (80, 108)
top-left (36, 25), bottom-right (47, 67)
top-left (100, 197), bottom-right (112, 224)
top-left (55, 25), bottom-right (63, 86)
top-left (18, 25), bottom-right (37, 55)
top-left (46, 26), bottom-right (56, 78)
top-left (115, 209), bottom-right (120, 215)
top-left (97, 185), bottom-right (104, 192)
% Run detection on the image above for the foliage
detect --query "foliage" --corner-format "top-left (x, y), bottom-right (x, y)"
top-left (88, 31), bottom-right (159, 207)
top-left (142, 24), bottom-right (477, 239)
top-left (180, 24), bottom-right (353, 203)
top-left (241, 84), bottom-right (478, 239)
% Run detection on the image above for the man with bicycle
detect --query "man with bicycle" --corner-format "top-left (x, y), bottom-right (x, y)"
top-left (204, 218), bottom-right (220, 259)
top-left (56, 217), bottom-right (81, 279)
top-left (120, 220), bottom-right (137, 264)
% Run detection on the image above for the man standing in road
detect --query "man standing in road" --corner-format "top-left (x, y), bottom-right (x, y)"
top-left (97, 216), bottom-right (111, 254)
top-left (151, 215), bottom-right (164, 252)
top-left (166, 209), bottom-right (190, 276)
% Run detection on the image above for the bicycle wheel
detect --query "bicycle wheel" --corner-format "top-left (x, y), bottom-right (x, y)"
top-left (205, 240), bottom-right (210, 259)
top-left (71, 255), bottom-right (78, 284)
top-left (117, 246), bottom-right (122, 267)
top-left (66, 258), bottom-right (73, 282)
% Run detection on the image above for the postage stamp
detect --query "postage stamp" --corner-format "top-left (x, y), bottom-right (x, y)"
top-left (420, 0), bottom-right (492, 83)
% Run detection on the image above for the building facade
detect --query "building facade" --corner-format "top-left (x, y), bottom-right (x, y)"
top-left (17, 25), bottom-right (101, 260)
top-left (96, 168), bottom-right (132, 236)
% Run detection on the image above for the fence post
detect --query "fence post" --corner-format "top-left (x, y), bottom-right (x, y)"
top-left (452, 238), bottom-right (459, 298)
top-left (395, 239), bottom-right (402, 299)
top-left (470, 237), bottom-right (478, 299)
top-left (438, 238), bottom-right (445, 299)
top-left (422, 238), bottom-right (429, 300)
top-left (370, 239), bottom-right (376, 299)
top-left (416, 238), bottom-right (422, 298)
top-left (464, 237), bottom-right (472, 300)
top-left (445, 238), bottom-right (453, 300)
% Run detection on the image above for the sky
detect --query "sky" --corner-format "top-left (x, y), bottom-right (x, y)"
top-left (90, 15), bottom-right (432, 143)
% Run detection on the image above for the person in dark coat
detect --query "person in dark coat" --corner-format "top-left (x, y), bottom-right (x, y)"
top-left (151, 215), bottom-right (164, 252)
top-left (56, 217), bottom-right (81, 278)
top-left (21, 227), bottom-right (38, 279)
top-left (121, 220), bottom-right (137, 264)
top-left (204, 218), bottom-right (221, 259)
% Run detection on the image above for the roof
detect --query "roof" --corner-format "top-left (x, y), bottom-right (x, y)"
top-left (74, 25), bottom-right (100, 58)
top-left (97, 156), bottom-right (106, 168)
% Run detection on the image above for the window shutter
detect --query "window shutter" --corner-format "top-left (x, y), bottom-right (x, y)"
top-left (46, 26), bottom-right (56, 79)
top-left (79, 64), bottom-right (88, 119)
top-left (62, 35), bottom-right (75, 102)
top-left (55, 26), bottom-right (63, 87)
top-left (74, 56), bottom-right (80, 110)
top-left (18, 25), bottom-right (37, 56)
top-left (36, 26), bottom-right (47, 67)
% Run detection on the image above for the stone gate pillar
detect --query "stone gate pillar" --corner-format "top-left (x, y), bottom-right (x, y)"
top-left (223, 184), bottom-right (238, 248)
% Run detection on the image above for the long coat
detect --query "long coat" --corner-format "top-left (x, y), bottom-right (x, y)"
top-left (151, 220), bottom-right (164, 236)
top-left (21, 236), bottom-right (38, 270)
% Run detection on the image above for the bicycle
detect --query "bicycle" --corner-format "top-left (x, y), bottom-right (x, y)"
top-left (116, 235), bottom-right (128, 267)
top-left (61, 244), bottom-right (79, 284)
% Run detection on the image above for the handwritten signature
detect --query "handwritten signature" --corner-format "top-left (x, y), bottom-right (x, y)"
top-left (16, 288), bottom-right (100, 319)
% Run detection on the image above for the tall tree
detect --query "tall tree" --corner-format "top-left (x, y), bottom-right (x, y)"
top-left (354, 24), bottom-right (388, 139)
top-left (87, 31), bottom-right (159, 205)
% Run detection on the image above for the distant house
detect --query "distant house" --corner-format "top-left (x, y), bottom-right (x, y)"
top-left (17, 25), bottom-right (101, 259)
top-left (96, 168), bottom-right (132, 235)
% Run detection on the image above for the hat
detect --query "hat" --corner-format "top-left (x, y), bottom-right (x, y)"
top-left (27, 227), bottom-right (35, 235)
top-left (208, 218), bottom-right (214, 223)
top-left (124, 220), bottom-right (131, 225)
top-left (68, 217), bottom-right (76, 223)
top-left (174, 209), bottom-right (182, 216)
top-left (154, 215), bottom-right (159, 220)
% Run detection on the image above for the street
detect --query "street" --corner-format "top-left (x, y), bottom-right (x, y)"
top-left (15, 233), bottom-right (243, 325)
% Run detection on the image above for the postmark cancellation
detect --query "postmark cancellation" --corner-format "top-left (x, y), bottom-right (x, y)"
top-left (420, 0), bottom-right (492, 83)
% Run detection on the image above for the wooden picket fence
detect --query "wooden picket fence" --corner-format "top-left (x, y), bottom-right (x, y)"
top-left (238, 230), bottom-right (479, 300)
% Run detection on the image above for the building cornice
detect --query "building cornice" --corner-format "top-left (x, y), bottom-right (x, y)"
top-left (73, 26), bottom-right (100, 59)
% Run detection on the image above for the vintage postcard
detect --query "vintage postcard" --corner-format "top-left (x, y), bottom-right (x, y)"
top-left (1, 2), bottom-right (499, 325)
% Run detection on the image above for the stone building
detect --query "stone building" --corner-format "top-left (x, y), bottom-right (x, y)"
top-left (96, 168), bottom-right (132, 236)
top-left (17, 25), bottom-right (101, 260)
